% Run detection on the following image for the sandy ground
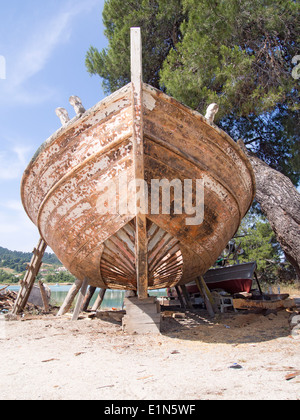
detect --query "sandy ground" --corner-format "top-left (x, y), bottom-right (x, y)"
top-left (0, 304), bottom-right (299, 401)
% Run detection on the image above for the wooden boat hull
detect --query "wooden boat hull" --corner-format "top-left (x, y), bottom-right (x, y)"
top-left (21, 83), bottom-right (255, 292)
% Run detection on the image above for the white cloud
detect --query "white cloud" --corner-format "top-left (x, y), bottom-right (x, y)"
top-left (0, 145), bottom-right (31, 180)
top-left (0, 0), bottom-right (101, 105)
top-left (2, 200), bottom-right (24, 212)
top-left (10, 12), bottom-right (73, 90)
top-left (0, 207), bottom-right (40, 252)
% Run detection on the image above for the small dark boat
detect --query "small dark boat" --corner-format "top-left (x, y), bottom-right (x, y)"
top-left (186, 262), bottom-right (257, 295)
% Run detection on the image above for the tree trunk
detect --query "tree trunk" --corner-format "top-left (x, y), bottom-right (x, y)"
top-left (238, 140), bottom-right (300, 280)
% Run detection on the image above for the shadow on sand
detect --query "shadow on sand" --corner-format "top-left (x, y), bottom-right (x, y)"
top-left (160, 309), bottom-right (291, 345)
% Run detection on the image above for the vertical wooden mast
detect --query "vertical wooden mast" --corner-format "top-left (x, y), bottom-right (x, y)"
top-left (131, 27), bottom-right (148, 299)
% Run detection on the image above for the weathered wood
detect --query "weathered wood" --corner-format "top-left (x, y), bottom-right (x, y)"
top-left (199, 276), bottom-right (215, 306)
top-left (180, 285), bottom-right (194, 311)
top-left (254, 271), bottom-right (263, 296)
top-left (91, 310), bottom-right (125, 324)
top-left (55, 108), bottom-right (70, 126)
top-left (196, 277), bottom-right (215, 318)
top-left (72, 278), bottom-right (89, 321)
top-left (175, 286), bottom-right (186, 309)
top-left (123, 296), bottom-right (161, 334)
top-left (91, 288), bottom-right (107, 312)
top-left (205, 103), bottom-right (219, 124)
top-left (131, 27), bottom-right (148, 299)
top-left (82, 286), bottom-right (97, 312)
top-left (12, 238), bottom-right (47, 315)
top-left (233, 297), bottom-right (296, 311)
top-left (38, 280), bottom-right (49, 312)
top-left (69, 95), bottom-right (86, 116)
top-left (20, 28), bottom-right (255, 294)
top-left (57, 279), bottom-right (83, 317)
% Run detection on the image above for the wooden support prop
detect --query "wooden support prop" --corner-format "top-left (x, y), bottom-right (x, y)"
top-left (72, 278), bottom-right (89, 321)
top-left (57, 279), bottom-right (83, 317)
top-left (12, 237), bottom-right (47, 315)
top-left (131, 27), bottom-right (148, 300)
top-left (180, 284), bottom-right (194, 310)
top-left (92, 288), bottom-right (107, 312)
top-left (82, 286), bottom-right (97, 312)
top-left (38, 280), bottom-right (49, 312)
top-left (123, 296), bottom-right (161, 334)
top-left (175, 286), bottom-right (186, 309)
top-left (197, 277), bottom-right (215, 318)
top-left (254, 271), bottom-right (263, 296)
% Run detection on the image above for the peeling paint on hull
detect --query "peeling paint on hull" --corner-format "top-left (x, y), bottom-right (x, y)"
top-left (21, 83), bottom-right (255, 290)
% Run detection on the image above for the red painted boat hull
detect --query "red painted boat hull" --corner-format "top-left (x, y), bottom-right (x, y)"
top-left (187, 278), bottom-right (253, 295)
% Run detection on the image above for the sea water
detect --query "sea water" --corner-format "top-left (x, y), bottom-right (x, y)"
top-left (8, 285), bottom-right (166, 310)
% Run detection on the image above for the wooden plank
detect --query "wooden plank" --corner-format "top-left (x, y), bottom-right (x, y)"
top-left (91, 288), bottom-right (107, 311)
top-left (175, 286), bottom-right (186, 309)
top-left (82, 286), bottom-right (97, 312)
top-left (57, 279), bottom-right (83, 317)
top-left (180, 285), bottom-right (194, 311)
top-left (131, 27), bottom-right (148, 299)
top-left (233, 298), bottom-right (296, 311)
top-left (12, 237), bottom-right (47, 315)
top-left (72, 278), bottom-right (89, 321)
top-left (196, 277), bottom-right (215, 318)
top-left (38, 280), bottom-right (49, 312)
top-left (122, 296), bottom-right (161, 334)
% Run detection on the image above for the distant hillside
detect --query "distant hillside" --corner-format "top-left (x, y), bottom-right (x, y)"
top-left (0, 246), bottom-right (62, 273)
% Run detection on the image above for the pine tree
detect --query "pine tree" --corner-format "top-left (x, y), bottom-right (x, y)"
top-left (86, 0), bottom-right (299, 183)
top-left (237, 214), bottom-right (281, 272)
top-left (86, 0), bottom-right (185, 93)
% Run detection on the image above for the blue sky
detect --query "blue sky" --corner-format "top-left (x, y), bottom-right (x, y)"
top-left (0, 0), bottom-right (107, 251)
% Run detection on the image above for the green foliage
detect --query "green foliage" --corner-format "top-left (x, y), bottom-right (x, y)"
top-left (87, 0), bottom-right (300, 184)
top-left (161, 0), bottom-right (299, 117)
top-left (0, 246), bottom-right (62, 274)
top-left (160, 0), bottom-right (300, 184)
top-left (86, 0), bottom-right (186, 92)
top-left (237, 213), bottom-right (281, 273)
top-left (218, 107), bottom-right (300, 185)
top-left (44, 271), bottom-right (76, 284)
top-left (0, 269), bottom-right (19, 284)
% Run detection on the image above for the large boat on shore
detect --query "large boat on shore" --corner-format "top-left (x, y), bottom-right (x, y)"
top-left (21, 28), bottom-right (255, 298)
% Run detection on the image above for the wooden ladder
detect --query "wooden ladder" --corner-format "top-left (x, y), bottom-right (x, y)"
top-left (12, 238), bottom-right (47, 315)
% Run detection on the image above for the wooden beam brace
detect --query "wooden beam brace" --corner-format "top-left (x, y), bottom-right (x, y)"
top-left (72, 278), bottom-right (89, 321)
top-left (180, 284), bottom-right (194, 310)
top-left (82, 286), bottom-right (97, 312)
top-left (131, 27), bottom-right (148, 300)
top-left (196, 277), bottom-right (215, 318)
top-left (91, 288), bottom-right (107, 312)
top-left (57, 279), bottom-right (83, 317)
top-left (175, 286), bottom-right (186, 309)
top-left (38, 280), bottom-right (49, 313)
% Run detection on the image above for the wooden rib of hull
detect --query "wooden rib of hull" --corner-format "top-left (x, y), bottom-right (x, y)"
top-left (21, 83), bottom-right (255, 291)
top-left (100, 220), bottom-right (183, 290)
